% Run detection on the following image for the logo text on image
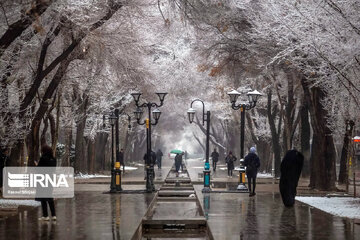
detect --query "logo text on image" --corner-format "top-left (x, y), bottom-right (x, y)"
top-left (2, 167), bottom-right (74, 198)
top-left (8, 172), bottom-right (69, 188)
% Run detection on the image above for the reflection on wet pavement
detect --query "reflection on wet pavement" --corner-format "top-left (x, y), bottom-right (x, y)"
top-left (151, 202), bottom-right (200, 220)
top-left (0, 192), bottom-right (154, 240)
top-left (196, 188), bottom-right (360, 240)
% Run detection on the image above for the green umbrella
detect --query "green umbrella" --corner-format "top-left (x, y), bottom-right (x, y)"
top-left (170, 149), bottom-right (183, 154)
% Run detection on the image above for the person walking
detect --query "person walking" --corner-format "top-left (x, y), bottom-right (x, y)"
top-left (244, 147), bottom-right (260, 197)
top-left (279, 149), bottom-right (304, 207)
top-left (211, 149), bottom-right (219, 171)
top-left (174, 153), bottom-right (182, 176)
top-left (225, 151), bottom-right (236, 178)
top-left (119, 148), bottom-right (125, 173)
top-left (36, 144), bottom-right (57, 221)
top-left (156, 149), bottom-right (163, 169)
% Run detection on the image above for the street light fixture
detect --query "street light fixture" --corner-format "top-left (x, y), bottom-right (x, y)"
top-left (103, 109), bottom-right (132, 193)
top-left (134, 108), bottom-right (143, 121)
top-left (131, 93), bottom-right (142, 104)
top-left (156, 92), bottom-right (167, 103)
top-left (131, 92), bottom-right (167, 192)
top-left (187, 99), bottom-right (211, 193)
top-left (227, 88), bottom-right (262, 191)
top-left (187, 108), bottom-right (196, 123)
top-left (152, 108), bottom-right (162, 121)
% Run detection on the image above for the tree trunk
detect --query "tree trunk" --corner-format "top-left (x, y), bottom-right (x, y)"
top-left (27, 121), bottom-right (41, 166)
top-left (52, 93), bottom-right (61, 153)
top-left (63, 127), bottom-right (72, 166)
top-left (267, 89), bottom-right (283, 177)
top-left (8, 140), bottom-right (24, 166)
top-left (95, 132), bottom-right (108, 172)
top-left (88, 139), bottom-right (95, 174)
top-left (302, 79), bottom-right (337, 190)
top-left (300, 100), bottom-right (311, 177)
top-left (338, 120), bottom-right (355, 184)
top-left (0, 0), bottom-right (55, 57)
top-left (74, 117), bottom-right (87, 173)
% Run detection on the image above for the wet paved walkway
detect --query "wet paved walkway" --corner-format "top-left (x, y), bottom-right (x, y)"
top-left (196, 188), bottom-right (360, 240)
top-left (1, 157), bottom-right (360, 239)
top-left (0, 191), bottom-right (154, 240)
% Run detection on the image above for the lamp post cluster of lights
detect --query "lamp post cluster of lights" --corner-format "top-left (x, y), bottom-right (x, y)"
top-left (187, 99), bottom-right (211, 192)
top-left (185, 89), bottom-right (261, 192)
top-left (103, 109), bottom-right (132, 193)
top-left (227, 89), bottom-right (262, 191)
top-left (131, 92), bottom-right (167, 192)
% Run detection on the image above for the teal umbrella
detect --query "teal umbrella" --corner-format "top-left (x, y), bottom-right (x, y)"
top-left (170, 149), bottom-right (183, 154)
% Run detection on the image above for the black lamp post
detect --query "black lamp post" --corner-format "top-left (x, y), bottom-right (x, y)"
top-left (187, 99), bottom-right (211, 192)
top-left (103, 109), bottom-right (132, 193)
top-left (227, 89), bottom-right (262, 191)
top-left (131, 92), bottom-right (167, 192)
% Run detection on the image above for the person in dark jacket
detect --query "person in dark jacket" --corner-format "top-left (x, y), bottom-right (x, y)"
top-left (119, 148), bottom-right (125, 173)
top-left (174, 153), bottom-right (182, 174)
top-left (244, 147), bottom-right (260, 197)
top-left (211, 149), bottom-right (219, 171)
top-left (156, 149), bottom-right (163, 169)
top-left (36, 144), bottom-right (57, 221)
top-left (225, 151), bottom-right (236, 177)
top-left (279, 149), bottom-right (304, 207)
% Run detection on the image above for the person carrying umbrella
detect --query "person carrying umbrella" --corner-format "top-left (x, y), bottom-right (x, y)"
top-left (174, 153), bottom-right (182, 175)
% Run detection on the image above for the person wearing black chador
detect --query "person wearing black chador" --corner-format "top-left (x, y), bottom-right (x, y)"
top-left (36, 144), bottom-right (57, 221)
top-left (279, 149), bottom-right (304, 207)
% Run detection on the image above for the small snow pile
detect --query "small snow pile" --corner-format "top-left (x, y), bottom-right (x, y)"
top-left (0, 199), bottom-right (40, 208)
top-left (296, 196), bottom-right (360, 219)
top-left (75, 173), bottom-right (111, 179)
top-left (257, 172), bottom-right (273, 178)
top-left (75, 166), bottom-right (139, 179)
top-left (124, 166), bottom-right (138, 170)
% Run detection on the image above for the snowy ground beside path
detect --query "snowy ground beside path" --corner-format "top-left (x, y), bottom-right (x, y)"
top-left (0, 199), bottom-right (40, 208)
top-left (296, 196), bottom-right (360, 219)
top-left (75, 166), bottom-right (138, 179)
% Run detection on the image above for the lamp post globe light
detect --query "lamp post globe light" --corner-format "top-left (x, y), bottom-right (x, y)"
top-left (103, 110), bottom-right (132, 193)
top-left (131, 92), bottom-right (167, 192)
top-left (227, 89), bottom-right (262, 191)
top-left (187, 99), bottom-right (211, 193)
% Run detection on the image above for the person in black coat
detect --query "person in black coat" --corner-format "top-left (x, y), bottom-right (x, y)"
top-left (36, 144), bottom-right (57, 221)
top-left (174, 153), bottom-right (182, 173)
top-left (156, 149), bottom-right (163, 169)
top-left (211, 149), bottom-right (219, 171)
top-left (279, 149), bottom-right (304, 207)
top-left (119, 148), bottom-right (125, 173)
top-left (225, 151), bottom-right (236, 177)
top-left (244, 147), bottom-right (260, 197)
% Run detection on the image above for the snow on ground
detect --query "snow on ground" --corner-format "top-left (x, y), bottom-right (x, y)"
top-left (75, 167), bottom-right (139, 179)
top-left (256, 172), bottom-right (273, 178)
top-left (0, 199), bottom-right (40, 208)
top-left (75, 173), bottom-right (111, 179)
top-left (296, 196), bottom-right (360, 219)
